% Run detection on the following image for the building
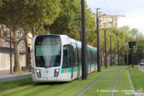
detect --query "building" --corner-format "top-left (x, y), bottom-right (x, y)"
top-left (0, 25), bottom-right (27, 51)
top-left (92, 13), bottom-right (119, 28)
top-left (0, 25), bottom-right (32, 72)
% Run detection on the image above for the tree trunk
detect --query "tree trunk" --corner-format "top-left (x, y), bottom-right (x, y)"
top-left (13, 42), bottom-right (20, 72)
top-left (100, 51), bottom-right (104, 66)
top-left (122, 56), bottom-right (125, 65)
top-left (113, 54), bottom-right (117, 65)
top-left (32, 27), bottom-right (35, 37)
top-left (24, 36), bottom-right (30, 70)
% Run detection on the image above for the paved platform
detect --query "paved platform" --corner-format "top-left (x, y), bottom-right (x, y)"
top-left (0, 72), bottom-right (32, 83)
top-left (138, 65), bottom-right (144, 72)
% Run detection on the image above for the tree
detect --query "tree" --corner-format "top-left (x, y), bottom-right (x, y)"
top-left (0, 0), bottom-right (61, 72)
top-left (48, 0), bottom-right (80, 40)
top-left (119, 26), bottom-right (130, 34)
top-left (22, 0), bottom-right (61, 69)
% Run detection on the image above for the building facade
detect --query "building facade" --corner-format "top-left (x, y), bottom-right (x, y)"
top-left (0, 25), bottom-right (26, 51)
top-left (92, 13), bottom-right (118, 28)
top-left (0, 25), bottom-right (33, 72)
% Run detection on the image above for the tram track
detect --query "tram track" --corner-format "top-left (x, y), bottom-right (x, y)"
top-left (110, 69), bottom-right (122, 96)
top-left (127, 70), bottom-right (134, 91)
top-left (77, 69), bottom-right (112, 96)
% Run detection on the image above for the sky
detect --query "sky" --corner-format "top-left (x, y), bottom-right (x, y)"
top-left (87, 0), bottom-right (144, 34)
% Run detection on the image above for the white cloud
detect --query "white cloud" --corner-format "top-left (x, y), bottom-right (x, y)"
top-left (118, 7), bottom-right (144, 33)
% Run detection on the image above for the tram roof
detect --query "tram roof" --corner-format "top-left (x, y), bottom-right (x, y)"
top-left (35, 34), bottom-right (97, 50)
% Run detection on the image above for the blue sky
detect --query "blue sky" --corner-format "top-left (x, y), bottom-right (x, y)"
top-left (87, 0), bottom-right (144, 33)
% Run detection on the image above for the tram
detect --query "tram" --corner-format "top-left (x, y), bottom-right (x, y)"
top-left (32, 35), bottom-right (97, 82)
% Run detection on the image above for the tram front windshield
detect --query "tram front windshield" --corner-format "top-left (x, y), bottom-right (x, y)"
top-left (35, 36), bottom-right (61, 68)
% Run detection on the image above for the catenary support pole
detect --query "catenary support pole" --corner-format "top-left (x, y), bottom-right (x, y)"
top-left (81, 0), bottom-right (87, 80)
top-left (110, 33), bottom-right (112, 66)
top-left (104, 24), bottom-right (107, 68)
top-left (96, 8), bottom-right (101, 72)
top-left (9, 17), bottom-right (12, 74)
top-left (126, 41), bottom-right (129, 65)
top-left (131, 42), bottom-right (134, 68)
top-left (117, 38), bottom-right (120, 66)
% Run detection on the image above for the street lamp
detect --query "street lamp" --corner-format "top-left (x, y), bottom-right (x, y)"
top-left (81, 0), bottom-right (87, 80)
top-left (117, 36), bottom-right (120, 66)
top-left (110, 31), bottom-right (112, 66)
top-left (96, 8), bottom-right (101, 72)
top-left (104, 23), bottom-right (107, 68)
top-left (109, 22), bottom-right (113, 66)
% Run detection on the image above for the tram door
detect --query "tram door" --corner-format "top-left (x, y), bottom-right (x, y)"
top-left (63, 45), bottom-right (75, 79)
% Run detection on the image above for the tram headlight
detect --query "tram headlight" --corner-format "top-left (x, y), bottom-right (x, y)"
top-left (54, 69), bottom-right (60, 77)
top-left (36, 69), bottom-right (41, 78)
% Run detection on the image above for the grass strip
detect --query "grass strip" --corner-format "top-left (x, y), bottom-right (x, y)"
top-left (82, 67), bottom-right (121, 96)
top-left (0, 78), bottom-right (32, 91)
top-left (129, 68), bottom-right (144, 92)
top-left (114, 69), bottom-right (132, 96)
top-left (0, 67), bottom-right (108, 96)
top-left (78, 68), bottom-right (111, 96)
top-left (110, 69), bottom-right (122, 96)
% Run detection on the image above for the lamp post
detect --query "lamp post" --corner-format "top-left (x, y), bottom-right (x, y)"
top-left (131, 42), bottom-right (134, 68)
top-left (110, 32), bottom-right (112, 66)
top-left (81, 0), bottom-right (87, 80)
top-left (10, 25), bottom-right (12, 73)
top-left (96, 8), bottom-right (101, 72)
top-left (9, 15), bottom-right (12, 74)
top-left (117, 37), bottom-right (120, 66)
top-left (126, 41), bottom-right (129, 65)
top-left (104, 23), bottom-right (107, 68)
top-left (109, 22), bottom-right (113, 66)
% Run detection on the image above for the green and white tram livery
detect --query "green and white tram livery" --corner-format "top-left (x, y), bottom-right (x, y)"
top-left (32, 35), bottom-right (97, 82)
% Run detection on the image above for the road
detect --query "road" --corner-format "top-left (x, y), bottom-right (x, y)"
top-left (138, 65), bottom-right (144, 72)
top-left (0, 72), bottom-right (31, 83)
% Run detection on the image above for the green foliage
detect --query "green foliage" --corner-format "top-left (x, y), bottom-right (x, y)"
top-left (132, 32), bottom-right (144, 64)
top-left (0, 0), bottom-right (61, 72)
top-left (48, 0), bottom-right (96, 41)
top-left (0, 0), bottom-right (61, 34)
top-left (48, 0), bottom-right (81, 40)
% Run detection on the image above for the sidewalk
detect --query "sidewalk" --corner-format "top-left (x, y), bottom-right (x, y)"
top-left (138, 65), bottom-right (144, 72)
top-left (0, 72), bottom-right (32, 83)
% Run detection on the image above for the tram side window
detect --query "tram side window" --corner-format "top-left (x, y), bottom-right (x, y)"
top-left (95, 51), bottom-right (97, 64)
top-left (62, 45), bottom-right (70, 68)
top-left (90, 51), bottom-right (92, 64)
top-left (78, 48), bottom-right (81, 64)
top-left (62, 45), bottom-right (75, 68)
top-left (93, 51), bottom-right (97, 64)
top-left (76, 45), bottom-right (80, 65)
top-left (92, 51), bottom-right (95, 64)
top-left (87, 50), bottom-right (90, 65)
top-left (74, 47), bottom-right (78, 65)
top-left (70, 45), bottom-right (75, 67)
